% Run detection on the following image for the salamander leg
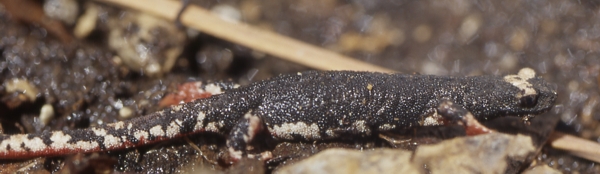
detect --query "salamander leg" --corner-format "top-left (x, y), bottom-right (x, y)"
top-left (226, 110), bottom-right (271, 162)
top-left (437, 100), bottom-right (494, 135)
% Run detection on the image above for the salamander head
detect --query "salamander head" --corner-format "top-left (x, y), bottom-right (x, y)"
top-left (465, 68), bottom-right (557, 120)
top-left (501, 68), bottom-right (557, 116)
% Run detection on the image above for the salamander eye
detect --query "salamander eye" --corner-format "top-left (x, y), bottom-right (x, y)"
top-left (519, 95), bottom-right (538, 108)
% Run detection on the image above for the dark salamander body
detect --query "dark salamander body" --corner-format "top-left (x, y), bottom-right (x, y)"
top-left (0, 69), bottom-right (557, 161)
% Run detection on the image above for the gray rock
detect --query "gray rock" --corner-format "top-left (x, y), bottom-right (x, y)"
top-left (276, 133), bottom-right (535, 174)
top-left (522, 165), bottom-right (561, 174)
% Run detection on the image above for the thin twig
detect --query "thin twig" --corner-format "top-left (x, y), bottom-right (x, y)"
top-left (184, 136), bottom-right (219, 165)
top-left (97, 0), bottom-right (396, 72)
top-left (549, 131), bottom-right (600, 163)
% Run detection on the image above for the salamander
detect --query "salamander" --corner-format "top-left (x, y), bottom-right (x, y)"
top-left (0, 68), bottom-right (557, 161)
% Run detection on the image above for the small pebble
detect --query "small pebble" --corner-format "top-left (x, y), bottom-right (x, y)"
top-left (119, 107), bottom-right (134, 119)
top-left (107, 12), bottom-right (185, 77)
top-left (4, 78), bottom-right (39, 102)
top-left (39, 104), bottom-right (55, 125)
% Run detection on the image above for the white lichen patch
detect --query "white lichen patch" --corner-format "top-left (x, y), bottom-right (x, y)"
top-left (243, 111), bottom-right (261, 142)
top-left (503, 68), bottom-right (537, 97)
top-left (92, 128), bottom-right (107, 136)
top-left (149, 125), bottom-right (165, 137)
top-left (325, 129), bottom-right (336, 137)
top-left (50, 132), bottom-right (74, 150)
top-left (421, 109), bottom-right (442, 126)
top-left (108, 121), bottom-right (125, 130)
top-left (204, 83), bottom-right (223, 95)
top-left (270, 122), bottom-right (321, 140)
top-left (134, 130), bottom-right (149, 141)
top-left (74, 141), bottom-right (99, 151)
top-left (422, 116), bottom-right (442, 126)
top-left (171, 105), bottom-right (183, 113)
top-left (378, 124), bottom-right (396, 131)
top-left (194, 112), bottom-right (206, 131)
top-left (23, 136), bottom-right (47, 152)
top-left (205, 122), bottom-right (219, 132)
top-left (166, 120), bottom-right (182, 138)
top-left (352, 120), bottom-right (371, 135)
top-left (103, 134), bottom-right (122, 148)
top-left (0, 135), bottom-right (47, 153)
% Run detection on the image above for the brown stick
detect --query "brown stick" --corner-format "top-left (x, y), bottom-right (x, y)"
top-left (549, 131), bottom-right (600, 163)
top-left (97, 0), bottom-right (395, 73)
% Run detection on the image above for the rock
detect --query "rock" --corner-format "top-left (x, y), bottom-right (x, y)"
top-left (413, 133), bottom-right (535, 173)
top-left (522, 164), bottom-right (561, 174)
top-left (276, 133), bottom-right (536, 174)
top-left (276, 148), bottom-right (417, 174)
top-left (108, 12), bottom-right (185, 77)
